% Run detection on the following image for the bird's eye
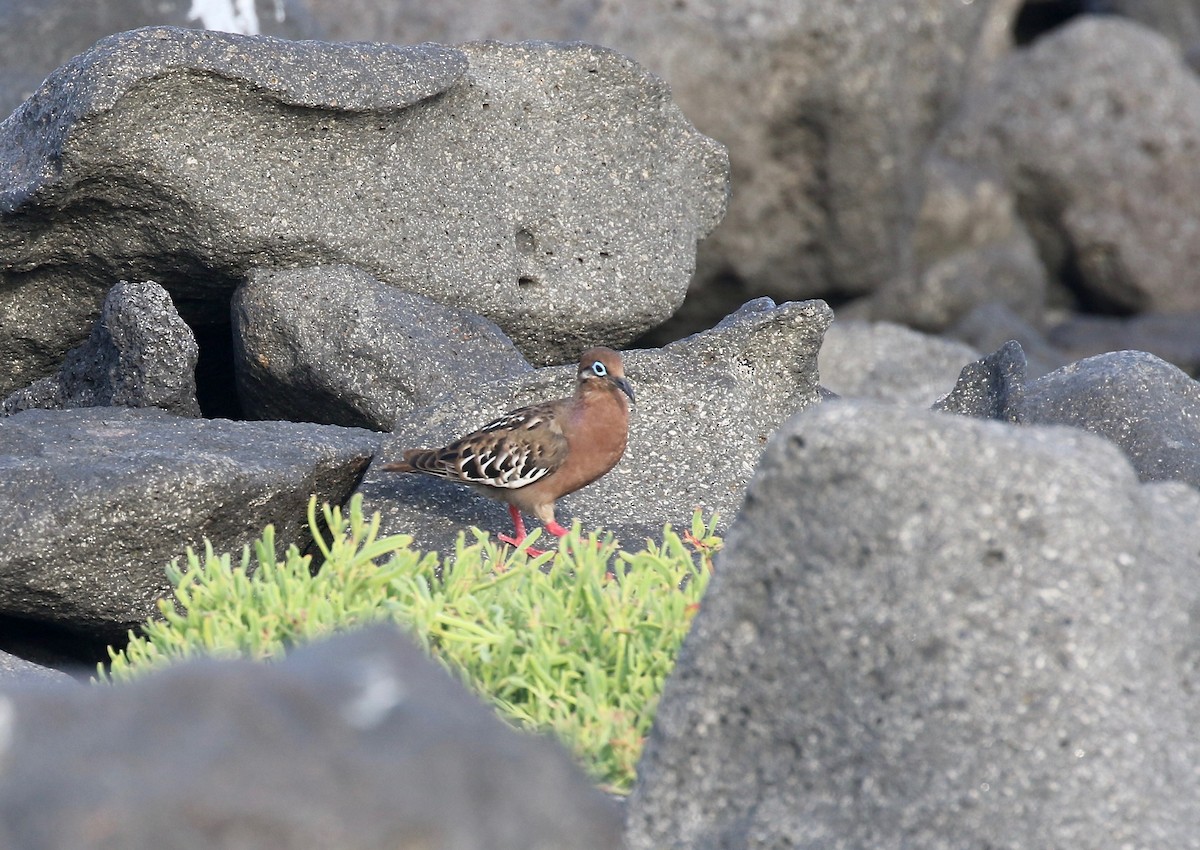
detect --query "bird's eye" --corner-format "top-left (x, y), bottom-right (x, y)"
top-left (591, 361), bottom-right (607, 377)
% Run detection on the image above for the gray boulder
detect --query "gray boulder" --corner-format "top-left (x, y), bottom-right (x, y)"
top-left (2, 279), bottom-right (200, 418)
top-left (819, 320), bottom-right (980, 406)
top-left (0, 626), bottom-right (624, 850)
top-left (868, 156), bottom-right (1048, 331)
top-left (0, 650), bottom-right (74, 684)
top-left (932, 339), bottom-right (1027, 422)
top-left (299, 0), bottom-right (1025, 311)
top-left (359, 298), bottom-right (832, 554)
top-left (0, 407), bottom-right (380, 638)
top-left (935, 17), bottom-right (1200, 314)
top-left (626, 401), bottom-right (1200, 848)
top-left (613, 0), bottom-right (1025, 309)
top-left (233, 265), bottom-right (532, 430)
top-left (0, 0), bottom-right (321, 118)
top-left (1024, 349), bottom-right (1200, 489)
top-left (0, 27), bottom-right (728, 395)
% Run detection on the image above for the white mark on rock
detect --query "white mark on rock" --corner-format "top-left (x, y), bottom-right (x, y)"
top-left (187, 0), bottom-right (262, 35)
top-left (343, 657), bottom-right (407, 730)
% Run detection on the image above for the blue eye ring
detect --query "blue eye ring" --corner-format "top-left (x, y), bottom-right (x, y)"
top-left (591, 361), bottom-right (607, 377)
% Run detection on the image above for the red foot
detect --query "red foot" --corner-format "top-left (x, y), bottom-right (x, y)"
top-left (498, 505), bottom-right (549, 556)
top-left (498, 533), bottom-right (547, 557)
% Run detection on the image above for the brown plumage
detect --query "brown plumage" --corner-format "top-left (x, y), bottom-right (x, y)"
top-left (381, 347), bottom-right (635, 552)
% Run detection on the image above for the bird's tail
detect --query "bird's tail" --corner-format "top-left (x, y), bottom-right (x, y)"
top-left (379, 447), bottom-right (455, 479)
top-left (378, 449), bottom-right (422, 473)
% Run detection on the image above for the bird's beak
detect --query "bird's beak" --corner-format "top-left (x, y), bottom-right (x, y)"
top-left (613, 376), bottom-right (635, 404)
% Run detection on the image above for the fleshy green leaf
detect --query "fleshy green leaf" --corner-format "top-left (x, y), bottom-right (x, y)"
top-left (101, 497), bottom-right (719, 795)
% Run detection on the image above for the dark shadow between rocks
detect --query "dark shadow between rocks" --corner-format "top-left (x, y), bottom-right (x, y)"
top-left (1013, 1), bottom-right (1115, 46)
top-left (633, 270), bottom-right (862, 351)
top-left (632, 270), bottom-right (756, 349)
top-left (0, 613), bottom-right (118, 677)
top-left (192, 318), bottom-right (242, 420)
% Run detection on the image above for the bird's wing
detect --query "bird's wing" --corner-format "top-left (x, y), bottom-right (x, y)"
top-left (406, 400), bottom-right (570, 490)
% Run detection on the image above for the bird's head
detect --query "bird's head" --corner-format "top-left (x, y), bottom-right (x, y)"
top-left (576, 346), bottom-right (635, 404)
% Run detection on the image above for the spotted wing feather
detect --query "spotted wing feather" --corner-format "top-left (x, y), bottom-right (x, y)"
top-left (402, 400), bottom-right (569, 490)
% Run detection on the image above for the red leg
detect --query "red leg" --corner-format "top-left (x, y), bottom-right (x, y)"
top-left (498, 505), bottom-right (548, 556)
top-left (498, 504), bottom-right (528, 545)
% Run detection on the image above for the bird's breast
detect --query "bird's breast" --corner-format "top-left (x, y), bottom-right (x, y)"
top-left (554, 391), bottom-right (630, 493)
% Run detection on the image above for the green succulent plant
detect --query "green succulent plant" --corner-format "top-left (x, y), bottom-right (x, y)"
top-left (103, 495), bottom-right (719, 793)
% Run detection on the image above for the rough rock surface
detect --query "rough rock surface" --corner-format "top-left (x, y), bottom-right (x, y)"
top-left (233, 265), bottom-right (532, 430)
top-left (932, 340), bottom-right (1027, 422)
top-left (0, 407), bottom-right (380, 638)
top-left (936, 17), bottom-right (1200, 314)
top-left (0, 26), bottom-right (727, 393)
top-left (0, 650), bottom-right (73, 684)
top-left (0, 0), bottom-right (321, 118)
top-left (612, 0), bottom-right (1024, 309)
top-left (2, 280), bottom-right (200, 418)
top-left (626, 401), bottom-right (1200, 849)
top-left (867, 156), bottom-right (1048, 331)
top-left (302, 0), bottom-right (1023, 311)
top-left (0, 626), bottom-right (625, 850)
top-left (359, 298), bottom-right (832, 554)
top-left (1024, 350), bottom-right (1200, 490)
top-left (819, 320), bottom-right (979, 407)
